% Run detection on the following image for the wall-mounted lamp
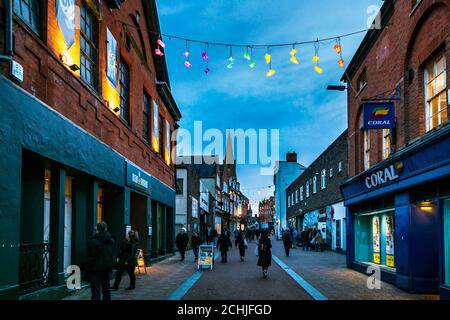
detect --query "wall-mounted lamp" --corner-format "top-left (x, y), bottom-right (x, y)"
top-left (104, 100), bottom-right (120, 113)
top-left (418, 201), bottom-right (435, 213)
top-left (60, 52), bottom-right (79, 72)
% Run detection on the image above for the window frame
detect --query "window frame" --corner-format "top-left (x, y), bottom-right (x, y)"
top-left (142, 93), bottom-right (151, 143)
top-left (424, 53), bottom-right (447, 132)
top-left (14, 0), bottom-right (42, 36)
top-left (80, 3), bottom-right (99, 90)
top-left (364, 130), bottom-right (371, 170)
top-left (119, 58), bottom-right (130, 124)
top-left (382, 128), bottom-right (391, 160)
top-left (321, 169), bottom-right (326, 190)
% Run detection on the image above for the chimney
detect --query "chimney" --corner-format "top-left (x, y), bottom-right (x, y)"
top-left (286, 152), bottom-right (297, 163)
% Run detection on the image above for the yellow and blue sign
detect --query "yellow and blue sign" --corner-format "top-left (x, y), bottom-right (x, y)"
top-left (363, 102), bottom-right (396, 129)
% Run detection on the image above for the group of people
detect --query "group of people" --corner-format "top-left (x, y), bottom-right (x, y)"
top-left (175, 226), bottom-right (273, 279)
top-left (85, 222), bottom-right (141, 301)
top-left (282, 227), bottom-right (324, 257)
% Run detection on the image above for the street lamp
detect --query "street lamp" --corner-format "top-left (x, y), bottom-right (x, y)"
top-left (326, 85), bottom-right (347, 91)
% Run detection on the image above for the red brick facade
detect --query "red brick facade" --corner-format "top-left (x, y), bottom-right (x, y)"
top-left (345, 0), bottom-right (450, 177)
top-left (1, 0), bottom-right (180, 187)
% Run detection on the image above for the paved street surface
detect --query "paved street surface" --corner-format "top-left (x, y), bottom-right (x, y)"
top-left (66, 237), bottom-right (438, 300)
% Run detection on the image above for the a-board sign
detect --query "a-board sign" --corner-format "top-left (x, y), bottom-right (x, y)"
top-left (198, 245), bottom-right (214, 270)
top-left (136, 249), bottom-right (147, 274)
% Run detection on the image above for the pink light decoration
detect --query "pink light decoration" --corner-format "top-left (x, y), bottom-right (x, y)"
top-left (184, 61), bottom-right (192, 68)
top-left (183, 51), bottom-right (190, 58)
top-left (201, 52), bottom-right (209, 60)
top-left (204, 67), bottom-right (210, 74)
top-left (157, 39), bottom-right (166, 48)
top-left (155, 48), bottom-right (164, 56)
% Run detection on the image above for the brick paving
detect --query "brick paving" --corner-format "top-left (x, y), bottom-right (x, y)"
top-left (183, 241), bottom-right (311, 300)
top-left (65, 251), bottom-right (199, 300)
top-left (271, 240), bottom-right (438, 300)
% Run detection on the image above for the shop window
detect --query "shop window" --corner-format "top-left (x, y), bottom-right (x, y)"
top-left (382, 129), bottom-right (391, 160)
top-left (142, 93), bottom-right (151, 142)
top-left (354, 211), bottom-right (395, 269)
top-left (364, 130), bottom-right (371, 170)
top-left (14, 0), bottom-right (41, 35)
top-left (444, 199), bottom-right (450, 286)
top-left (425, 53), bottom-right (447, 131)
top-left (97, 186), bottom-right (104, 224)
top-left (80, 3), bottom-right (99, 90)
top-left (119, 59), bottom-right (130, 124)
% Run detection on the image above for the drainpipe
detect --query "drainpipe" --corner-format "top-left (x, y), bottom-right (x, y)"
top-left (0, 0), bottom-right (13, 61)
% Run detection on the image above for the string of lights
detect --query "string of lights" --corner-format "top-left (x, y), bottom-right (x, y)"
top-left (120, 21), bottom-right (371, 77)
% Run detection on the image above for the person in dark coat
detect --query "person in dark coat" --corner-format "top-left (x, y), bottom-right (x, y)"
top-left (112, 230), bottom-right (139, 290)
top-left (301, 229), bottom-right (310, 251)
top-left (86, 222), bottom-right (116, 300)
top-left (191, 232), bottom-right (201, 260)
top-left (282, 229), bottom-right (293, 257)
top-left (217, 230), bottom-right (232, 263)
top-left (235, 231), bottom-right (247, 261)
top-left (175, 227), bottom-right (189, 261)
top-left (255, 229), bottom-right (261, 240)
top-left (257, 229), bottom-right (272, 278)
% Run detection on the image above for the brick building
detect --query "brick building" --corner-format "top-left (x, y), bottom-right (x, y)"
top-left (0, 0), bottom-right (181, 299)
top-left (340, 0), bottom-right (450, 297)
top-left (258, 196), bottom-right (275, 224)
top-left (286, 131), bottom-right (348, 251)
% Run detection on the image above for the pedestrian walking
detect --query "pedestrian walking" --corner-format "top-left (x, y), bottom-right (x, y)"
top-left (257, 229), bottom-right (272, 278)
top-left (293, 229), bottom-right (299, 248)
top-left (206, 225), bottom-right (212, 245)
top-left (191, 232), bottom-right (201, 260)
top-left (282, 229), bottom-right (293, 257)
top-left (255, 229), bottom-right (261, 240)
top-left (235, 231), bottom-right (247, 261)
top-left (112, 230), bottom-right (139, 291)
top-left (86, 222), bottom-right (116, 301)
top-left (315, 229), bottom-right (324, 252)
top-left (301, 229), bottom-right (310, 251)
top-left (211, 228), bottom-right (218, 246)
top-left (217, 230), bottom-right (232, 263)
top-left (175, 227), bottom-right (189, 261)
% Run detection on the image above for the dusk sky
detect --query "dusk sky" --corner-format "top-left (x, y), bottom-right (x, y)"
top-left (157, 0), bottom-right (383, 212)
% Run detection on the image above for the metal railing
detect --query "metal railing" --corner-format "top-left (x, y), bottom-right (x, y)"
top-left (18, 243), bottom-right (54, 293)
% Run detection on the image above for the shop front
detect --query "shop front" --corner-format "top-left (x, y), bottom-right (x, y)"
top-left (341, 125), bottom-right (450, 298)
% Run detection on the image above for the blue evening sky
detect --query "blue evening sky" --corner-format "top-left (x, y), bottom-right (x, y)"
top-left (157, 0), bottom-right (383, 212)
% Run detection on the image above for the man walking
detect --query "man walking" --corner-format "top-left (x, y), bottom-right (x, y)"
top-left (175, 227), bottom-right (189, 261)
top-left (282, 229), bottom-right (293, 257)
top-left (86, 222), bottom-right (116, 301)
top-left (217, 230), bottom-right (232, 263)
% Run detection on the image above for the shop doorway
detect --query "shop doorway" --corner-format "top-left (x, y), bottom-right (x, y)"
top-left (130, 192), bottom-right (148, 255)
top-left (63, 177), bottom-right (73, 274)
top-left (444, 199), bottom-right (450, 286)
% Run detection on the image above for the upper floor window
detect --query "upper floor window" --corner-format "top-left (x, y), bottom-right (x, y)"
top-left (382, 129), bottom-right (391, 160)
top-left (176, 178), bottom-right (184, 195)
top-left (306, 183), bottom-right (310, 198)
top-left (321, 169), bottom-right (326, 189)
top-left (357, 70), bottom-right (367, 92)
top-left (119, 59), bottom-right (130, 124)
top-left (80, 3), bottom-right (98, 90)
top-left (142, 93), bottom-right (151, 142)
top-left (295, 190), bottom-right (298, 204)
top-left (330, 168), bottom-right (334, 178)
top-left (14, 0), bottom-right (41, 35)
top-left (364, 130), bottom-right (371, 170)
top-left (313, 177), bottom-right (317, 194)
top-left (158, 115), bottom-right (164, 155)
top-left (338, 161), bottom-right (343, 172)
top-left (300, 186), bottom-right (304, 201)
top-left (425, 53), bottom-right (447, 132)
top-left (287, 195), bottom-right (291, 207)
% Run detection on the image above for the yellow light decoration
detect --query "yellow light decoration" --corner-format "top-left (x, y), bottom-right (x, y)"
top-left (290, 48), bottom-right (297, 56)
top-left (314, 65), bottom-right (323, 74)
top-left (334, 44), bottom-right (342, 54)
top-left (266, 69), bottom-right (276, 77)
top-left (264, 53), bottom-right (271, 64)
top-left (338, 58), bottom-right (345, 68)
top-left (290, 56), bottom-right (299, 65)
top-left (312, 55), bottom-right (320, 62)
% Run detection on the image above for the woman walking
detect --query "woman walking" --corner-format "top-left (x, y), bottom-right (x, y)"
top-left (112, 230), bottom-right (139, 291)
top-left (235, 231), bottom-right (247, 262)
top-left (257, 229), bottom-right (272, 278)
top-left (191, 232), bottom-right (201, 260)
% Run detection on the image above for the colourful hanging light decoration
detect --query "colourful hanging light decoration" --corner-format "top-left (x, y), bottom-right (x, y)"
top-left (247, 47), bottom-right (256, 69)
top-left (227, 46), bottom-right (235, 69)
top-left (203, 44), bottom-right (210, 74)
top-left (313, 40), bottom-right (322, 74)
top-left (266, 69), bottom-right (276, 77)
top-left (249, 61), bottom-right (256, 69)
top-left (155, 35), bottom-right (165, 56)
top-left (335, 38), bottom-right (345, 68)
top-left (264, 47), bottom-right (271, 64)
top-left (290, 46), bottom-right (299, 65)
top-left (183, 41), bottom-right (191, 68)
top-left (243, 46), bottom-right (251, 61)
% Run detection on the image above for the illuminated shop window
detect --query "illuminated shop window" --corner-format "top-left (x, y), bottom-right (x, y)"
top-left (425, 54), bottom-right (447, 131)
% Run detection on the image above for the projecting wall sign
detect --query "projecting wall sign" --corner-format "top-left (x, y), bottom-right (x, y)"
top-left (363, 102), bottom-right (396, 129)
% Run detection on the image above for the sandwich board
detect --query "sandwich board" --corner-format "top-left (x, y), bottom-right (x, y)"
top-left (136, 249), bottom-right (147, 274)
top-left (198, 245), bottom-right (214, 270)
